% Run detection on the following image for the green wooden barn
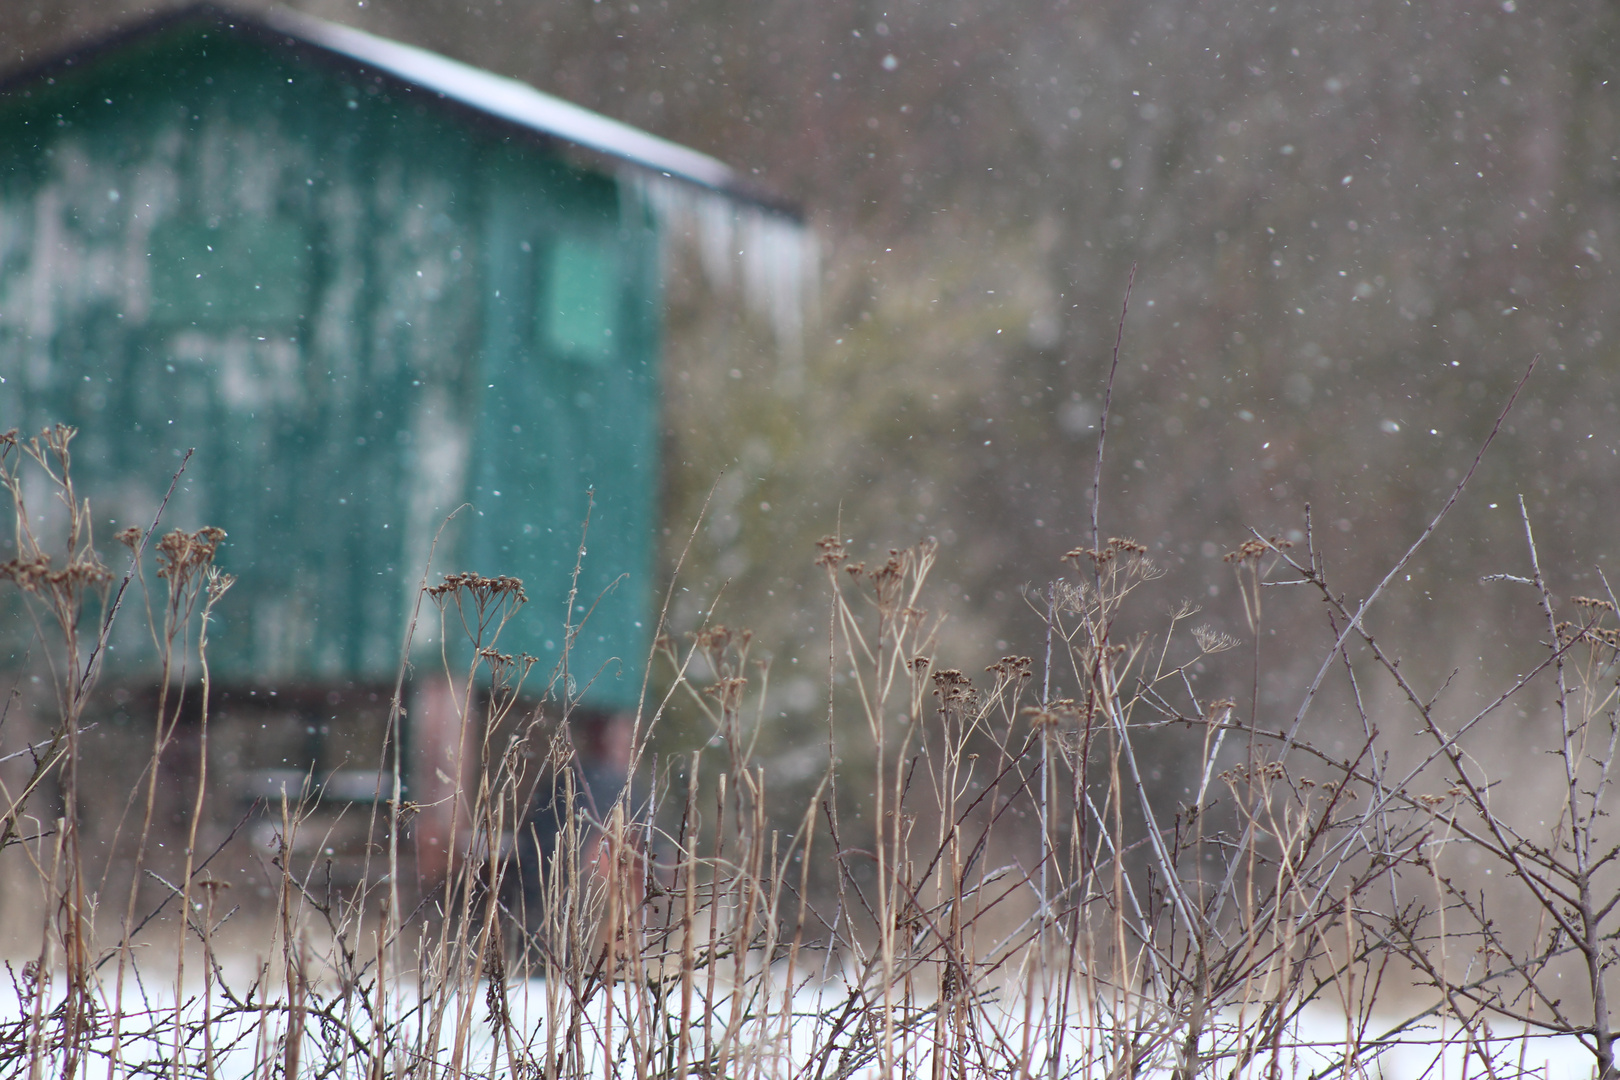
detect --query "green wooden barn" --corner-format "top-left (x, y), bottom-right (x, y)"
top-left (0, 5), bottom-right (805, 882)
top-left (0, 4), bottom-right (799, 697)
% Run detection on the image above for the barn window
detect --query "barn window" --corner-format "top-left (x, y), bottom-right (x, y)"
top-left (539, 235), bottom-right (618, 363)
top-left (148, 215), bottom-right (311, 326)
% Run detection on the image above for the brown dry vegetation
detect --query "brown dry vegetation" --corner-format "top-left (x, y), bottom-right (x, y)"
top-left (1, 325), bottom-right (1619, 1077)
top-left (3, 3), bottom-right (1618, 1074)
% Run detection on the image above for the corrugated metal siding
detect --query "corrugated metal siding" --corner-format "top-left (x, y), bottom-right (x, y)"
top-left (0, 25), bottom-right (658, 709)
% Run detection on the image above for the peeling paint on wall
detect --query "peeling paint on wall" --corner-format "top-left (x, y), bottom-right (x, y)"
top-left (0, 19), bottom-right (660, 708)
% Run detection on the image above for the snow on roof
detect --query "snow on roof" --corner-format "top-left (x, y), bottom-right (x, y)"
top-left (0, 3), bottom-right (811, 343)
top-left (259, 7), bottom-right (750, 201)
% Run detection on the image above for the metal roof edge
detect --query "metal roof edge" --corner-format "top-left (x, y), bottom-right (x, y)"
top-left (0, 2), bottom-right (800, 217)
top-left (259, 8), bottom-right (740, 194)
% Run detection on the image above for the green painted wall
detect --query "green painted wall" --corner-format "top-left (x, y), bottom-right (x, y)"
top-left (0, 18), bottom-right (660, 710)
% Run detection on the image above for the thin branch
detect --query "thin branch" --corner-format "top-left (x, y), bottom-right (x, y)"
top-left (1280, 353), bottom-right (1538, 750)
top-left (1090, 263), bottom-right (1136, 556)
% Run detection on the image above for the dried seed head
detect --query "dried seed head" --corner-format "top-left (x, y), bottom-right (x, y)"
top-left (691, 625), bottom-right (737, 653)
top-left (0, 552), bottom-right (113, 594)
top-left (986, 655), bottom-right (1033, 680)
top-left (155, 526), bottom-right (227, 580)
top-left (1223, 538), bottom-right (1269, 563)
top-left (1065, 538), bottom-right (1159, 583)
top-left (814, 536), bottom-right (847, 568)
top-left (1556, 620), bottom-right (1620, 649)
top-left (930, 668), bottom-right (976, 708)
top-left (0, 555), bottom-right (52, 593)
top-left (1169, 598), bottom-right (1202, 620)
top-left (1023, 698), bottom-right (1078, 728)
top-left (1050, 579), bottom-right (1088, 615)
top-left (427, 571), bottom-right (527, 604)
top-left (1192, 625), bottom-right (1240, 654)
top-left (703, 675), bottom-right (748, 712)
top-left (206, 568), bottom-right (236, 602)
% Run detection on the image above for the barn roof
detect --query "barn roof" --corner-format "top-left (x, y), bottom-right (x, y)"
top-left (0, 3), bottom-right (792, 214)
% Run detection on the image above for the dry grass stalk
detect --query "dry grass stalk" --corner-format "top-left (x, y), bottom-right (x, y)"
top-left (0, 324), bottom-right (1610, 1080)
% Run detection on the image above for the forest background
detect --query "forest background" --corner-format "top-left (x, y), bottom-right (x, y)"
top-left (5, 0), bottom-right (1617, 797)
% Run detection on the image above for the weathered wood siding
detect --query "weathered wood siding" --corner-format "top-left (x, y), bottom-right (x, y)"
top-left (0, 21), bottom-right (660, 708)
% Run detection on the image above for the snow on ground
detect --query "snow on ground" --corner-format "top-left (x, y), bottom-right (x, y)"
top-left (0, 967), bottom-right (1601, 1078)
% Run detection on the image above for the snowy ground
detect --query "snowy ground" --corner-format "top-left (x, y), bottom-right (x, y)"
top-left (0, 968), bottom-right (1601, 1079)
